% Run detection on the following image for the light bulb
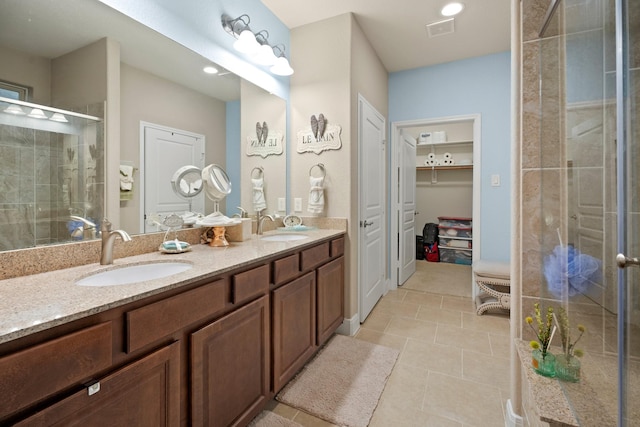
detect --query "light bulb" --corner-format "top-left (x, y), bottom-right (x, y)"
top-left (28, 108), bottom-right (47, 119)
top-left (233, 30), bottom-right (259, 54)
top-left (441, 2), bottom-right (464, 17)
top-left (50, 113), bottom-right (68, 122)
top-left (270, 56), bottom-right (294, 76)
top-left (203, 66), bottom-right (218, 74)
top-left (4, 104), bottom-right (25, 115)
top-left (253, 44), bottom-right (277, 66)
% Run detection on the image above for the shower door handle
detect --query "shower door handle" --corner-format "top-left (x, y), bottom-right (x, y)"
top-left (616, 253), bottom-right (640, 268)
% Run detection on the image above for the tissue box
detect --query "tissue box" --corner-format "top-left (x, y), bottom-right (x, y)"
top-left (225, 218), bottom-right (252, 242)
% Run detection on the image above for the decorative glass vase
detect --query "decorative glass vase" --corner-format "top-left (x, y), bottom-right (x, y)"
top-left (555, 354), bottom-right (581, 382)
top-left (531, 349), bottom-right (556, 377)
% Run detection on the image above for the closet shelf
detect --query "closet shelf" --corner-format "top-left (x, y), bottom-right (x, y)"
top-left (416, 165), bottom-right (473, 171)
top-left (417, 140), bottom-right (472, 147)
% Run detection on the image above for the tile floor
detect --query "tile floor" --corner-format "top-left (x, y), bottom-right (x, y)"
top-left (266, 262), bottom-right (511, 427)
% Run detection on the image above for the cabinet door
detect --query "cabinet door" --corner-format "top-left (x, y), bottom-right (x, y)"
top-left (317, 257), bottom-right (345, 345)
top-left (272, 272), bottom-right (316, 392)
top-left (16, 341), bottom-right (180, 427)
top-left (191, 296), bottom-right (269, 427)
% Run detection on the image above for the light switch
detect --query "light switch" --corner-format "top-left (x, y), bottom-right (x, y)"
top-left (294, 198), bottom-right (302, 212)
top-left (278, 198), bottom-right (286, 211)
top-left (491, 174), bottom-right (501, 187)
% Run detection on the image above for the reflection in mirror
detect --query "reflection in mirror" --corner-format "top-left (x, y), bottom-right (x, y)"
top-left (241, 80), bottom-right (287, 216)
top-left (1, 0), bottom-right (288, 251)
top-left (0, 96), bottom-right (104, 251)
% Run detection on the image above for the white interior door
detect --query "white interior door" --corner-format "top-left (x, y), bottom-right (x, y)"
top-left (358, 96), bottom-right (386, 322)
top-left (399, 130), bottom-right (417, 284)
top-left (142, 124), bottom-right (205, 233)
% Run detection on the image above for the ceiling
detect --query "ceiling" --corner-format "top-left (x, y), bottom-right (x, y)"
top-left (0, 0), bottom-right (240, 101)
top-left (261, 0), bottom-right (511, 73)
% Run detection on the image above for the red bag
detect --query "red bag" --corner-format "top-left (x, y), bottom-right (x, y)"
top-left (425, 242), bottom-right (440, 262)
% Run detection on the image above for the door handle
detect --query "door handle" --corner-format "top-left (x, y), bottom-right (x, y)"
top-left (360, 220), bottom-right (374, 228)
top-left (616, 253), bottom-right (640, 268)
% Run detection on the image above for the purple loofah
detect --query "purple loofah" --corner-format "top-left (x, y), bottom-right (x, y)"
top-left (544, 245), bottom-right (601, 298)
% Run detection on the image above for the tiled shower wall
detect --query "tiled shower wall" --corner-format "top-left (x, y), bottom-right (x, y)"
top-left (520, 0), bottom-right (640, 424)
top-left (0, 102), bottom-right (104, 251)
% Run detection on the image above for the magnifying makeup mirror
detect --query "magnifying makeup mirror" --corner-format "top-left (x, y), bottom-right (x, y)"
top-left (202, 164), bottom-right (232, 208)
top-left (197, 164), bottom-right (239, 247)
top-left (171, 165), bottom-right (204, 225)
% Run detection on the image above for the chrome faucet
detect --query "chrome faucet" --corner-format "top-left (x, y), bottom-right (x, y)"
top-left (100, 218), bottom-right (132, 265)
top-left (256, 209), bottom-right (274, 235)
top-left (70, 215), bottom-right (97, 240)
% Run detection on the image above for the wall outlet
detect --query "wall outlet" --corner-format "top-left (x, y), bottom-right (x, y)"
top-left (277, 198), bottom-right (286, 211)
top-left (491, 174), bottom-right (501, 187)
top-left (294, 198), bottom-right (302, 212)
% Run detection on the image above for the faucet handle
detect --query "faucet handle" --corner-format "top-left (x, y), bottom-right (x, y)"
top-left (101, 218), bottom-right (112, 233)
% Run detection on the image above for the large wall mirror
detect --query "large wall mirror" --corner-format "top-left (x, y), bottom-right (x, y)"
top-left (0, 0), bottom-right (287, 250)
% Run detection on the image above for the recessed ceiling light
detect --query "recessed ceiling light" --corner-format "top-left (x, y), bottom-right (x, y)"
top-left (441, 2), bottom-right (464, 17)
top-left (203, 66), bottom-right (219, 74)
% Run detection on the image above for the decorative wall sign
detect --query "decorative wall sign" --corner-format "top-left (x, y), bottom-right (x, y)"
top-left (297, 114), bottom-right (342, 154)
top-left (246, 130), bottom-right (284, 158)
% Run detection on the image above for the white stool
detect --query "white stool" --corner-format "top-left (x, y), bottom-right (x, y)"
top-left (473, 260), bottom-right (511, 315)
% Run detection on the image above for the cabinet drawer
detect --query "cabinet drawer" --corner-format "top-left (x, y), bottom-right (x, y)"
top-left (0, 322), bottom-right (112, 419)
top-left (273, 254), bottom-right (300, 286)
top-left (330, 237), bottom-right (345, 257)
top-left (300, 242), bottom-right (330, 272)
top-left (232, 264), bottom-right (270, 304)
top-left (16, 341), bottom-right (181, 427)
top-left (126, 279), bottom-right (227, 353)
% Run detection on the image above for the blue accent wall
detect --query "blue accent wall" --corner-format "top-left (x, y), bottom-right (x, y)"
top-left (225, 100), bottom-right (241, 215)
top-left (389, 52), bottom-right (511, 261)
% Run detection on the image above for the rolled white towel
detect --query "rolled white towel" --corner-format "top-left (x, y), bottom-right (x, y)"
top-left (120, 165), bottom-right (134, 191)
top-left (308, 176), bottom-right (325, 214)
top-left (252, 177), bottom-right (267, 212)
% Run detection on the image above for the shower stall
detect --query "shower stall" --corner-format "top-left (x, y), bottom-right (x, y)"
top-left (536, 0), bottom-right (638, 424)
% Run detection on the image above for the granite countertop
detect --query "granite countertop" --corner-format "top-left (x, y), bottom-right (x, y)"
top-left (516, 340), bottom-right (617, 427)
top-left (0, 229), bottom-right (344, 345)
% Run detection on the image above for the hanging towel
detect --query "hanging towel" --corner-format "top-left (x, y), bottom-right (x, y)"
top-left (308, 176), bottom-right (325, 214)
top-left (120, 165), bottom-right (134, 191)
top-left (252, 177), bottom-right (267, 212)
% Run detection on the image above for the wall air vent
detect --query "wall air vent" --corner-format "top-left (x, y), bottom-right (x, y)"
top-left (426, 18), bottom-right (455, 38)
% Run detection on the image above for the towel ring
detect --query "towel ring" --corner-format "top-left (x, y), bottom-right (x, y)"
top-left (251, 166), bottom-right (264, 179)
top-left (309, 163), bottom-right (326, 178)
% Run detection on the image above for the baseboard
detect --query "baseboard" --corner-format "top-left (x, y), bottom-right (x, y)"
top-left (336, 313), bottom-right (360, 336)
top-left (505, 399), bottom-right (523, 427)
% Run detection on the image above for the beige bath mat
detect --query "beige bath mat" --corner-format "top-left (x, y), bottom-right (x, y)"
top-left (248, 410), bottom-right (302, 427)
top-left (276, 334), bottom-right (399, 427)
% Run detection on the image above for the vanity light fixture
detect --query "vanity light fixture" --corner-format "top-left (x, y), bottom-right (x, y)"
top-left (0, 96), bottom-right (101, 122)
top-left (222, 13), bottom-right (294, 76)
top-left (49, 112), bottom-right (68, 122)
top-left (28, 108), bottom-right (47, 119)
top-left (4, 104), bottom-right (26, 115)
top-left (252, 32), bottom-right (278, 66)
top-left (441, 2), bottom-right (465, 17)
top-left (270, 45), bottom-right (294, 76)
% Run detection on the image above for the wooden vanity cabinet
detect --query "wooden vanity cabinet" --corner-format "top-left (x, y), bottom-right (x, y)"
top-left (271, 235), bottom-right (345, 392)
top-left (271, 272), bottom-right (316, 392)
top-left (15, 341), bottom-right (181, 427)
top-left (316, 256), bottom-right (345, 346)
top-left (0, 233), bottom-right (345, 426)
top-left (191, 295), bottom-right (270, 427)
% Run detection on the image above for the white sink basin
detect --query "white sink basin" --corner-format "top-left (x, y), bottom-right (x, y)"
top-left (261, 233), bottom-right (309, 242)
top-left (76, 262), bottom-right (193, 287)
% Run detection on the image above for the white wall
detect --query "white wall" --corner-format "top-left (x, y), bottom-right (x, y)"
top-left (119, 63), bottom-right (226, 233)
top-left (0, 45), bottom-right (51, 105)
top-left (290, 13), bottom-right (388, 319)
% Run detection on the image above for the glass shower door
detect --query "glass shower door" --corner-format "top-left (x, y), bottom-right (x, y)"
top-left (616, 1), bottom-right (640, 425)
